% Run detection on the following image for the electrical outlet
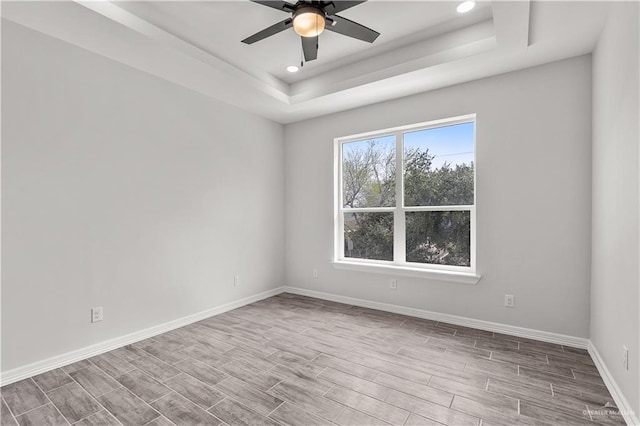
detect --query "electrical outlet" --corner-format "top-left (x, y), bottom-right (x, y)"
top-left (623, 345), bottom-right (629, 370)
top-left (390, 279), bottom-right (397, 290)
top-left (504, 294), bottom-right (515, 308)
top-left (312, 269), bottom-right (319, 279)
top-left (91, 307), bottom-right (103, 323)
top-left (233, 275), bottom-right (240, 287)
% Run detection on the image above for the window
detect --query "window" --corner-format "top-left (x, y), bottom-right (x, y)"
top-left (334, 115), bottom-right (477, 282)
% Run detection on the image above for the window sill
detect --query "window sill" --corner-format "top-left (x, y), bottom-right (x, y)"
top-left (331, 260), bottom-right (481, 284)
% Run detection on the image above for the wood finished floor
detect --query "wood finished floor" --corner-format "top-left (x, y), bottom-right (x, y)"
top-left (1, 293), bottom-right (626, 426)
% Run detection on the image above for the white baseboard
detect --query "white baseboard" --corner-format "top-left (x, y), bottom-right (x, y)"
top-left (0, 287), bottom-right (284, 386)
top-left (282, 286), bottom-right (589, 349)
top-left (588, 342), bottom-right (639, 426)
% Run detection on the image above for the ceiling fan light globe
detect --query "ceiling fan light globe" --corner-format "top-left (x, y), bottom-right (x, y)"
top-left (293, 8), bottom-right (326, 37)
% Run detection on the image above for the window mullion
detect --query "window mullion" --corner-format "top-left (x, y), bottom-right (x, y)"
top-left (393, 131), bottom-right (405, 264)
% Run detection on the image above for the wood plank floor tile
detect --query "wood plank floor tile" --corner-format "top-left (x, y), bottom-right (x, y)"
top-left (428, 376), bottom-right (517, 413)
top-left (61, 360), bottom-right (93, 374)
top-left (474, 337), bottom-right (519, 351)
top-left (573, 369), bottom-right (607, 386)
top-left (397, 347), bottom-right (472, 369)
top-left (217, 361), bottom-right (282, 391)
top-left (519, 399), bottom-right (593, 426)
top-left (268, 381), bottom-right (344, 422)
top-left (548, 354), bottom-right (599, 374)
top-left (551, 383), bottom-right (616, 408)
top-left (266, 339), bottom-right (321, 360)
top-left (150, 392), bottom-right (220, 425)
top-left (305, 342), bottom-right (368, 365)
top-left (490, 347), bottom-right (549, 367)
top-left (109, 345), bottom-right (147, 363)
top-left (138, 342), bottom-right (190, 365)
top-left (356, 354), bottom-right (434, 386)
top-left (128, 356), bottom-right (180, 382)
top-left (115, 369), bottom-right (171, 403)
top-left (404, 412), bottom-right (444, 426)
top-left (356, 347), bottom-right (472, 385)
top-left (173, 358), bottom-right (227, 387)
top-left (208, 397), bottom-right (279, 426)
top-left (445, 324), bottom-right (495, 339)
top-left (325, 386), bottom-right (409, 425)
top-left (97, 387), bottom-right (159, 426)
top-left (267, 350), bottom-right (317, 370)
top-left (223, 347), bottom-right (275, 372)
top-left (267, 401), bottom-right (328, 426)
top-left (520, 360), bottom-right (576, 378)
top-left (318, 368), bottom-right (390, 400)
top-left (545, 348), bottom-right (596, 366)
top-left (47, 383), bottom-right (101, 423)
top-left (1, 397), bottom-right (18, 426)
top-left (312, 354), bottom-right (379, 381)
top-left (88, 353), bottom-right (134, 378)
top-left (486, 377), bottom-right (552, 400)
top-left (450, 396), bottom-right (544, 426)
top-left (373, 372), bottom-right (453, 407)
top-left (32, 369), bottom-right (74, 393)
top-left (73, 410), bottom-right (120, 426)
top-left (519, 366), bottom-right (610, 397)
top-left (519, 341), bottom-right (566, 355)
top-left (180, 345), bottom-right (229, 368)
top-left (385, 390), bottom-right (479, 426)
top-left (153, 333), bottom-right (192, 352)
top-left (464, 358), bottom-right (519, 379)
top-left (2, 379), bottom-right (49, 416)
top-left (487, 377), bottom-right (603, 421)
top-left (427, 335), bottom-right (479, 352)
top-left (270, 364), bottom-right (333, 395)
top-left (164, 373), bottom-right (225, 409)
top-left (215, 376), bottom-right (283, 416)
top-left (144, 415), bottom-right (175, 426)
top-left (69, 366), bottom-right (120, 398)
top-left (15, 404), bottom-right (68, 426)
top-left (334, 406), bottom-right (391, 426)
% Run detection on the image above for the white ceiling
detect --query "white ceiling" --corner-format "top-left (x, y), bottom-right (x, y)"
top-left (113, 1), bottom-right (494, 83)
top-left (2, 1), bottom-right (612, 124)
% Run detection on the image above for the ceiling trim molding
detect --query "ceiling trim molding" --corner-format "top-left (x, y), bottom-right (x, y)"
top-left (289, 19), bottom-right (496, 103)
top-left (74, 1), bottom-right (291, 103)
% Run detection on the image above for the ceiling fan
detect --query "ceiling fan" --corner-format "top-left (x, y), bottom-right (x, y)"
top-left (241, 1), bottom-right (380, 63)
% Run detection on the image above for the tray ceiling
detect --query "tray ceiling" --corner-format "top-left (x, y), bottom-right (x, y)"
top-left (2, 1), bottom-right (611, 123)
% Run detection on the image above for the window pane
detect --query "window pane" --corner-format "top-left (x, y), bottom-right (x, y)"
top-left (344, 212), bottom-right (393, 261)
top-left (406, 211), bottom-right (470, 267)
top-left (342, 136), bottom-right (396, 208)
top-left (404, 122), bottom-right (474, 206)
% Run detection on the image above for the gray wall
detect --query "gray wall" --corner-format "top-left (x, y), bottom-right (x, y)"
top-left (284, 55), bottom-right (592, 338)
top-left (591, 1), bottom-right (639, 416)
top-left (1, 21), bottom-right (285, 371)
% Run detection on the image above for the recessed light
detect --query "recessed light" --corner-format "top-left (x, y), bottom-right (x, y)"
top-left (457, 1), bottom-right (476, 13)
top-left (286, 65), bottom-right (299, 73)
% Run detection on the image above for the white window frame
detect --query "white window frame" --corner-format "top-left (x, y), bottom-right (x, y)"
top-left (333, 114), bottom-right (480, 284)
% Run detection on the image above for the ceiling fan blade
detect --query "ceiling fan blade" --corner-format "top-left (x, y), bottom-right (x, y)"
top-left (242, 18), bottom-right (293, 44)
top-left (323, 1), bottom-right (367, 15)
top-left (302, 36), bottom-right (318, 61)
top-left (325, 14), bottom-right (379, 43)
top-left (251, 1), bottom-right (295, 13)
